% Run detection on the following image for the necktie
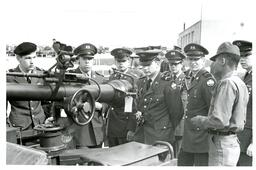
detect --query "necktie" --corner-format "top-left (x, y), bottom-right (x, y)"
top-left (146, 79), bottom-right (152, 90)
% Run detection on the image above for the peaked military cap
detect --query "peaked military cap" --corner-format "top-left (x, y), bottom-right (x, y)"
top-left (165, 50), bottom-right (186, 63)
top-left (184, 43), bottom-right (209, 58)
top-left (74, 43), bottom-right (97, 58)
top-left (111, 48), bottom-right (132, 61)
top-left (210, 42), bottom-right (240, 61)
top-left (136, 50), bottom-right (160, 66)
top-left (14, 42), bottom-right (37, 56)
top-left (173, 45), bottom-right (182, 51)
top-left (232, 40), bottom-right (252, 57)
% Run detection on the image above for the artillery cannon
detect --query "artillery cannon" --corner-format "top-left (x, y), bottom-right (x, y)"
top-left (6, 40), bottom-right (176, 165)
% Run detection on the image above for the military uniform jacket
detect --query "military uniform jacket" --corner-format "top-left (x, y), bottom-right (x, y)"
top-left (7, 66), bottom-right (46, 130)
top-left (69, 67), bottom-right (108, 146)
top-left (107, 68), bottom-right (144, 137)
top-left (134, 72), bottom-right (184, 145)
top-left (238, 71), bottom-right (252, 152)
top-left (182, 69), bottom-right (215, 153)
top-left (167, 72), bottom-right (187, 137)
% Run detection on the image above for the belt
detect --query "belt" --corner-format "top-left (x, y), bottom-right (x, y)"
top-left (208, 129), bottom-right (236, 136)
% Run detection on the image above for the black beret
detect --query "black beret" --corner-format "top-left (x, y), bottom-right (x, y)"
top-left (74, 43), bottom-right (97, 58)
top-left (111, 48), bottom-right (132, 61)
top-left (14, 42), bottom-right (37, 56)
top-left (165, 50), bottom-right (186, 63)
top-left (136, 51), bottom-right (160, 66)
top-left (232, 40), bottom-right (252, 57)
top-left (184, 43), bottom-right (208, 57)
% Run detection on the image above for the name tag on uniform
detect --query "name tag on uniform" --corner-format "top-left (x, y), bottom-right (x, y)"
top-left (124, 96), bottom-right (133, 113)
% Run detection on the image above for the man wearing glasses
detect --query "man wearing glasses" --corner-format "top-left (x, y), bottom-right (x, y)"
top-left (233, 40), bottom-right (253, 166)
top-left (178, 43), bottom-right (216, 166)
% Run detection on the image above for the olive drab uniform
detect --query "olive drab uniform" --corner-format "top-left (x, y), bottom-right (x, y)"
top-left (134, 72), bottom-right (184, 145)
top-left (68, 68), bottom-right (108, 147)
top-left (107, 68), bottom-right (144, 146)
top-left (181, 69), bottom-right (216, 153)
top-left (7, 66), bottom-right (46, 130)
top-left (237, 70), bottom-right (252, 165)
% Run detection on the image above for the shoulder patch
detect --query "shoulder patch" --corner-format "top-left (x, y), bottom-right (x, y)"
top-left (206, 78), bottom-right (215, 87)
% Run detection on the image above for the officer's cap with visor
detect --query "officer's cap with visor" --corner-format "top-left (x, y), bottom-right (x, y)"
top-left (210, 42), bottom-right (240, 62)
top-left (232, 40), bottom-right (252, 57)
top-left (184, 43), bottom-right (209, 59)
top-left (111, 48), bottom-right (132, 62)
top-left (165, 50), bottom-right (186, 64)
top-left (14, 42), bottom-right (37, 57)
top-left (136, 50), bottom-right (160, 66)
top-left (74, 43), bottom-right (97, 59)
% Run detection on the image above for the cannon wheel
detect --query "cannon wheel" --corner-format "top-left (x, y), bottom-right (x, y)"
top-left (69, 89), bottom-right (95, 126)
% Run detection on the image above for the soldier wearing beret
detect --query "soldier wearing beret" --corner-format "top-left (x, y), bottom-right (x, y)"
top-left (178, 43), bottom-right (216, 166)
top-left (164, 50), bottom-right (187, 158)
top-left (106, 48), bottom-right (144, 147)
top-left (133, 51), bottom-right (184, 146)
top-left (191, 42), bottom-right (249, 166)
top-left (69, 43), bottom-right (108, 148)
top-left (233, 40), bottom-right (253, 166)
top-left (7, 42), bottom-right (47, 134)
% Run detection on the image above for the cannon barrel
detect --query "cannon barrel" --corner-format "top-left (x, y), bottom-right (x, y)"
top-left (7, 79), bottom-right (133, 105)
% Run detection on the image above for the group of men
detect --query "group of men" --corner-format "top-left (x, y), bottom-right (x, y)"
top-left (6, 39), bottom-right (252, 166)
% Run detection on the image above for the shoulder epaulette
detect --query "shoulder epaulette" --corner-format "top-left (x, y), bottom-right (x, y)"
top-left (160, 71), bottom-right (172, 81)
top-left (95, 71), bottom-right (104, 77)
top-left (202, 70), bottom-right (214, 79)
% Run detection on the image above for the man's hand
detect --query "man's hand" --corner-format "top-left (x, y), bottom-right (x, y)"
top-left (127, 130), bottom-right (135, 141)
top-left (95, 102), bottom-right (103, 111)
top-left (190, 115), bottom-right (207, 129)
top-left (83, 102), bottom-right (92, 112)
top-left (44, 116), bottom-right (54, 125)
top-left (246, 143), bottom-right (252, 157)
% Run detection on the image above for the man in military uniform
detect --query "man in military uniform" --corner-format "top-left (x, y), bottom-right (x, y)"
top-left (165, 49), bottom-right (187, 158)
top-left (106, 48), bottom-right (144, 147)
top-left (7, 42), bottom-right (46, 131)
top-left (178, 43), bottom-right (215, 166)
top-left (133, 51), bottom-right (184, 145)
top-left (69, 43), bottom-right (108, 148)
top-left (191, 42), bottom-right (249, 166)
top-left (233, 40), bottom-right (253, 166)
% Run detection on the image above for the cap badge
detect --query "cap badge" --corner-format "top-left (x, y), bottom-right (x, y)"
top-left (190, 46), bottom-right (196, 50)
top-left (171, 52), bottom-right (175, 55)
top-left (85, 45), bottom-right (90, 49)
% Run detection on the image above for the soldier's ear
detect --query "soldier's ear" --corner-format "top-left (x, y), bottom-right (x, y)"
top-left (221, 57), bottom-right (226, 65)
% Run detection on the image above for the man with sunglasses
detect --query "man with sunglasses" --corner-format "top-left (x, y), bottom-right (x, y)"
top-left (233, 40), bottom-right (253, 166)
top-left (165, 49), bottom-right (187, 158)
top-left (178, 43), bottom-right (216, 166)
top-left (7, 42), bottom-right (46, 132)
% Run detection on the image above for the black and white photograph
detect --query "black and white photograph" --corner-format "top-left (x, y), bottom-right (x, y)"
top-left (2, 0), bottom-right (254, 166)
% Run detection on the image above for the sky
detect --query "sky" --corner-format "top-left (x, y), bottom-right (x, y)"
top-left (2, 0), bottom-right (254, 48)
